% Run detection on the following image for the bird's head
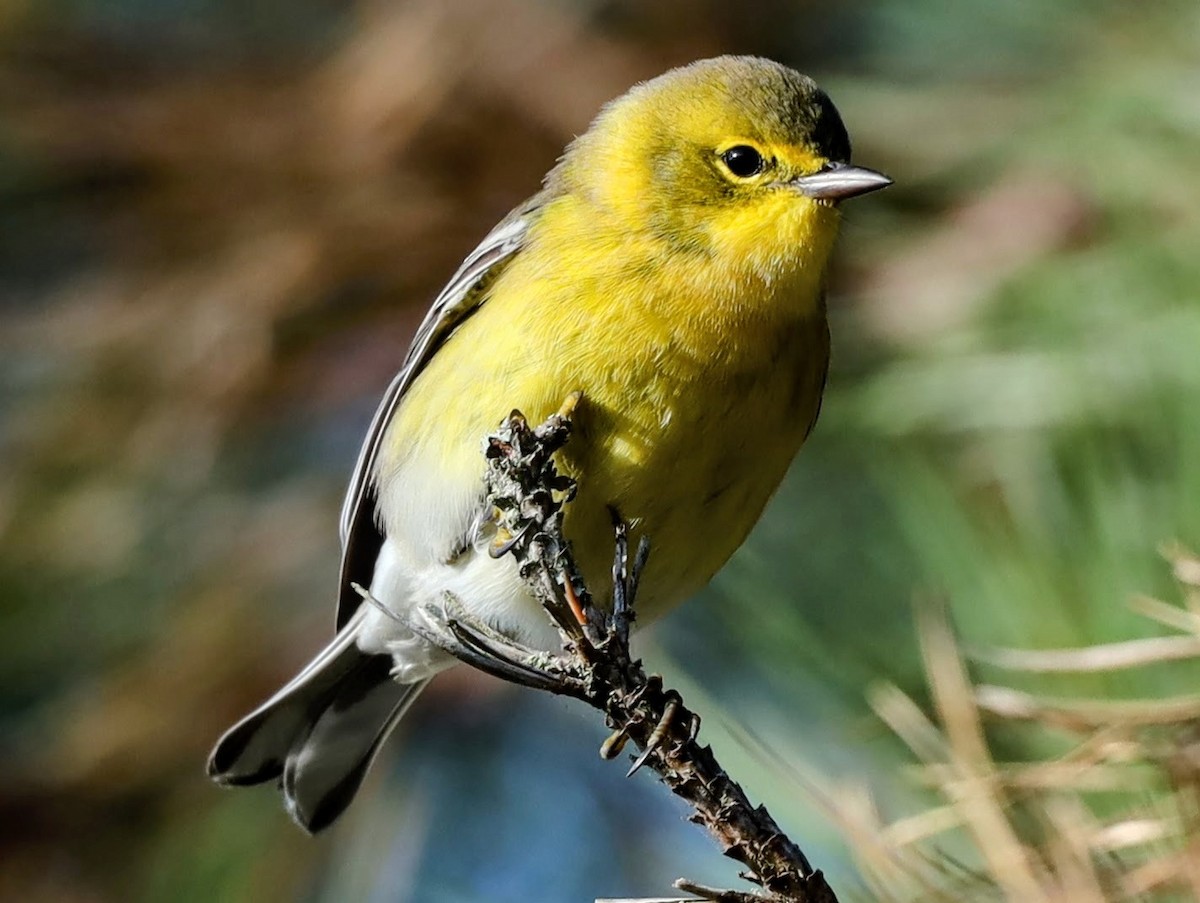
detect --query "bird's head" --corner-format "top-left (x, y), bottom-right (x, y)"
top-left (557, 56), bottom-right (891, 286)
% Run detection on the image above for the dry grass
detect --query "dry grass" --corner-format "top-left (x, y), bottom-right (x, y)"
top-left (833, 546), bottom-right (1200, 902)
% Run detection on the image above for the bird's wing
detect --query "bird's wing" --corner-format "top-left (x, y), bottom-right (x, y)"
top-left (335, 197), bottom-right (542, 628)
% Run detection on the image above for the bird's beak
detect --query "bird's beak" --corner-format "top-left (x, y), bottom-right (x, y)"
top-left (792, 163), bottom-right (892, 202)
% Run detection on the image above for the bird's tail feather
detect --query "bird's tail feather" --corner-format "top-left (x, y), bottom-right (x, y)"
top-left (207, 605), bottom-right (428, 833)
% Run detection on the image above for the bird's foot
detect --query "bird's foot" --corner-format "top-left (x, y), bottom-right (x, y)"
top-left (419, 594), bottom-right (586, 696)
top-left (431, 403), bottom-right (657, 703)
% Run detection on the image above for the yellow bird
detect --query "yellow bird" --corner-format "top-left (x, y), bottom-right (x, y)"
top-left (209, 55), bottom-right (890, 831)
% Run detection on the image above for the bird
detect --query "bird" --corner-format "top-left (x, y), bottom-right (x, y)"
top-left (207, 55), bottom-right (891, 833)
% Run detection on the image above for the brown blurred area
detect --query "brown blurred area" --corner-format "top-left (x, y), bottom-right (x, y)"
top-left (0, 2), bottom-right (737, 898)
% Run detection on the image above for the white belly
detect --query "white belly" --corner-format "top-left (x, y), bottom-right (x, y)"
top-left (357, 534), bottom-right (564, 681)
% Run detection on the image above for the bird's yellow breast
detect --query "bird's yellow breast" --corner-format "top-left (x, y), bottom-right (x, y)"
top-left (378, 191), bottom-right (833, 620)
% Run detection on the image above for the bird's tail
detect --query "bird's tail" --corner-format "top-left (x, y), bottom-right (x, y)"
top-left (207, 605), bottom-right (427, 833)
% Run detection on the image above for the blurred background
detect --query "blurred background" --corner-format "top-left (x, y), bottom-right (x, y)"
top-left (2, 0), bottom-right (1198, 900)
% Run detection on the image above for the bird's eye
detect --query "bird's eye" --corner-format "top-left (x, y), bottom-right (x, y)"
top-left (721, 145), bottom-right (765, 178)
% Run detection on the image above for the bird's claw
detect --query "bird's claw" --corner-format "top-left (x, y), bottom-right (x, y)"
top-left (600, 726), bottom-right (630, 760)
top-left (488, 522), bottom-right (531, 559)
top-left (627, 689), bottom-right (681, 777)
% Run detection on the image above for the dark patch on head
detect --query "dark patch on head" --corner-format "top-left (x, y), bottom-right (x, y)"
top-left (796, 88), bottom-right (852, 163)
top-left (664, 56), bottom-right (852, 163)
top-left (732, 59), bottom-right (852, 163)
